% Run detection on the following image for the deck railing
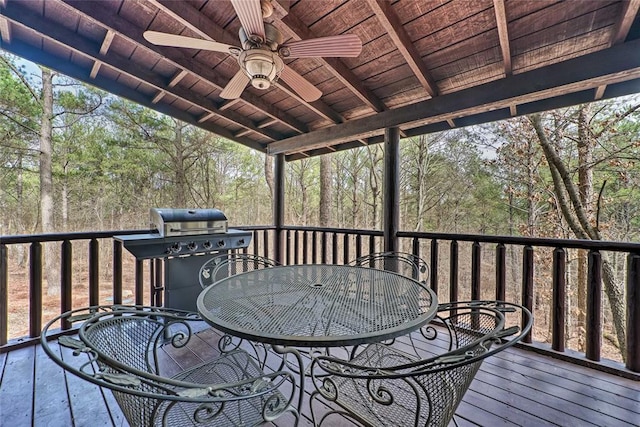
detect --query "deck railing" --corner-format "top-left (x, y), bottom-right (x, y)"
top-left (1, 225), bottom-right (639, 379)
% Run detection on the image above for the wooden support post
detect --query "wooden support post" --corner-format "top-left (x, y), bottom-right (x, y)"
top-left (383, 127), bottom-right (400, 252)
top-left (274, 154), bottom-right (285, 264)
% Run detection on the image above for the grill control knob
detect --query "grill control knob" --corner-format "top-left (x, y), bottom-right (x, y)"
top-left (238, 239), bottom-right (245, 246)
top-left (187, 242), bottom-right (197, 251)
top-left (202, 241), bottom-right (212, 250)
top-left (217, 240), bottom-right (225, 248)
top-left (169, 242), bottom-right (182, 253)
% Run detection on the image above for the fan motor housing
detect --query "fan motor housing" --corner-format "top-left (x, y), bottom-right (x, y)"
top-left (239, 23), bottom-right (283, 50)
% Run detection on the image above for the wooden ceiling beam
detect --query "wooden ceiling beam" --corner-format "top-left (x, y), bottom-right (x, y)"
top-left (271, 3), bottom-right (387, 113)
top-left (0, 16), bottom-right (11, 42)
top-left (58, 0), bottom-right (308, 135)
top-left (167, 69), bottom-right (188, 88)
top-left (493, 0), bottom-right (517, 116)
top-left (90, 29), bottom-right (115, 79)
top-left (493, 0), bottom-right (511, 75)
top-left (268, 39), bottom-right (640, 155)
top-left (274, 82), bottom-right (345, 124)
top-left (365, 0), bottom-right (438, 98)
top-left (141, 0), bottom-right (341, 127)
top-left (594, 0), bottom-right (640, 99)
top-left (2, 2), bottom-right (284, 142)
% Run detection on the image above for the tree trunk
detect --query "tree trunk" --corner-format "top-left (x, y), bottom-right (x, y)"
top-left (575, 106), bottom-right (594, 349)
top-left (39, 68), bottom-right (58, 296)
top-left (173, 121), bottom-right (187, 207)
top-left (319, 154), bottom-right (332, 227)
top-left (529, 113), bottom-right (627, 357)
top-left (264, 154), bottom-right (275, 213)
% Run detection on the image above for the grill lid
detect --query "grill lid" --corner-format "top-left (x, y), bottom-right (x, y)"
top-left (150, 208), bottom-right (228, 237)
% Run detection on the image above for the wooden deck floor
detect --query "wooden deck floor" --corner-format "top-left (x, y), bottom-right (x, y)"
top-left (1, 327), bottom-right (638, 427)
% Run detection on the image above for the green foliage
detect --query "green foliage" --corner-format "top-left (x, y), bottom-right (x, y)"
top-left (1, 54), bottom-right (640, 241)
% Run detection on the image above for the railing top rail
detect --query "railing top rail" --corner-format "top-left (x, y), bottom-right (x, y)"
top-left (2, 226), bottom-right (638, 253)
top-left (280, 225), bottom-right (383, 236)
top-left (397, 230), bottom-right (640, 252)
top-left (0, 229), bottom-right (153, 245)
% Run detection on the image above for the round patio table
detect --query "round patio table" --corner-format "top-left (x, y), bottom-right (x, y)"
top-left (196, 264), bottom-right (438, 347)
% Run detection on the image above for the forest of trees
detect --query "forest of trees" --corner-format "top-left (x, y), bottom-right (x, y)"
top-left (2, 53), bottom-right (640, 357)
top-left (2, 52), bottom-right (639, 245)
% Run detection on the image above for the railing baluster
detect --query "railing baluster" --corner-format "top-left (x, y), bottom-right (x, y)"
top-left (450, 240), bottom-right (458, 303)
top-left (355, 234), bottom-right (362, 260)
top-left (586, 250), bottom-right (602, 361)
top-left (312, 231), bottom-right (318, 263)
top-left (627, 253), bottom-right (640, 372)
top-left (135, 259), bottom-right (144, 306)
top-left (369, 237), bottom-right (375, 260)
top-left (322, 232), bottom-right (328, 264)
top-left (89, 238), bottom-right (99, 307)
top-left (286, 230), bottom-right (292, 265)
top-left (303, 231), bottom-right (309, 263)
top-left (496, 243), bottom-right (506, 301)
top-left (252, 230), bottom-right (259, 255)
top-left (29, 242), bottom-right (42, 338)
top-left (430, 239), bottom-right (438, 294)
top-left (522, 245), bottom-right (534, 344)
top-left (61, 240), bottom-right (72, 330)
top-left (471, 242), bottom-right (481, 300)
top-left (154, 259), bottom-right (163, 307)
top-left (343, 234), bottom-right (349, 264)
top-left (552, 247), bottom-right (566, 352)
top-left (263, 230), bottom-right (269, 259)
top-left (113, 240), bottom-right (123, 305)
top-left (411, 238), bottom-right (420, 281)
top-left (294, 230), bottom-right (300, 265)
top-left (0, 243), bottom-right (6, 346)
top-left (332, 232), bottom-right (338, 264)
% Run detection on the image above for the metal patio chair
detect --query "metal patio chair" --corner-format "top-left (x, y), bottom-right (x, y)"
top-left (309, 300), bottom-right (533, 427)
top-left (350, 251), bottom-right (429, 284)
top-left (41, 305), bottom-right (300, 427)
top-left (199, 253), bottom-right (278, 289)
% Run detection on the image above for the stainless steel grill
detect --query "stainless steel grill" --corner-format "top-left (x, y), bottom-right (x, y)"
top-left (115, 208), bottom-right (252, 311)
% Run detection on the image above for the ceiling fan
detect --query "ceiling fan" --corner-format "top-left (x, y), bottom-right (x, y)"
top-left (143, 0), bottom-right (363, 102)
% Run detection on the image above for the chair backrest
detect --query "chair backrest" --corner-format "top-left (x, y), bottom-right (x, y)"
top-left (350, 251), bottom-right (429, 283)
top-left (199, 253), bottom-right (278, 288)
top-left (43, 306), bottom-right (300, 427)
top-left (311, 300), bottom-right (532, 427)
top-left (80, 310), bottom-right (168, 376)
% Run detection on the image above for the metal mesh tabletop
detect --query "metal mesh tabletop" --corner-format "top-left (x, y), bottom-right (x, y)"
top-left (197, 264), bottom-right (437, 347)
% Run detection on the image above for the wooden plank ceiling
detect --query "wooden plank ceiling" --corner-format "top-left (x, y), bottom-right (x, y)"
top-left (2, 0), bottom-right (640, 160)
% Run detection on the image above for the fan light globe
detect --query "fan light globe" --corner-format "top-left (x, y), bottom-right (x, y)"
top-left (240, 50), bottom-right (284, 90)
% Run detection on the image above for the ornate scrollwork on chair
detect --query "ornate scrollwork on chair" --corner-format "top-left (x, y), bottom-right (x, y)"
top-left (309, 300), bottom-right (532, 427)
top-left (350, 251), bottom-right (429, 284)
top-left (41, 305), bottom-right (300, 427)
top-left (199, 253), bottom-right (278, 289)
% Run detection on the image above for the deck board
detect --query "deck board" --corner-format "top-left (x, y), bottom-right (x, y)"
top-left (1, 327), bottom-right (638, 427)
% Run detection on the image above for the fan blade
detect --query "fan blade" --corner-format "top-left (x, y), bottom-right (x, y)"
top-left (282, 34), bottom-right (362, 58)
top-left (230, 0), bottom-right (266, 40)
top-left (143, 31), bottom-right (237, 53)
top-left (280, 66), bottom-right (322, 102)
top-left (220, 70), bottom-right (250, 99)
